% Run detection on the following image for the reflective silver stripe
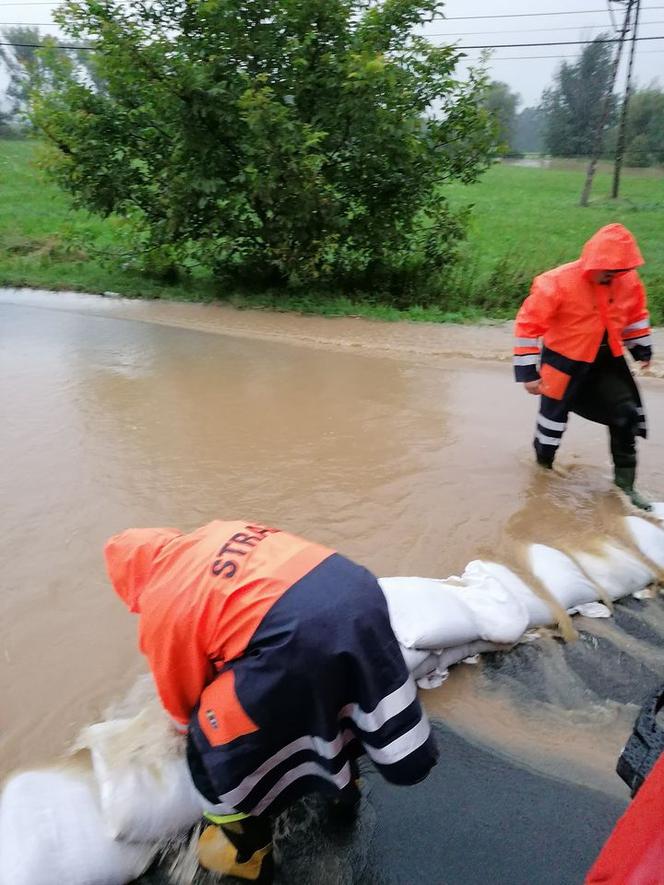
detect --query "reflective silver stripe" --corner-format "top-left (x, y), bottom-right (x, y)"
top-left (515, 337), bottom-right (540, 347)
top-left (341, 676), bottom-right (417, 734)
top-left (638, 422), bottom-right (647, 431)
top-left (623, 317), bottom-right (650, 334)
top-left (250, 760), bottom-right (352, 817)
top-left (513, 355), bottom-right (539, 367)
top-left (536, 431), bottom-right (562, 447)
top-left (537, 415), bottom-right (567, 432)
top-left (209, 678), bottom-right (419, 813)
top-left (637, 407), bottom-right (645, 415)
top-left (626, 335), bottom-right (652, 347)
top-left (211, 729), bottom-right (355, 813)
top-left (364, 715), bottom-right (431, 766)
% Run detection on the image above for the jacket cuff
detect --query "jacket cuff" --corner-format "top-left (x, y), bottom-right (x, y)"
top-left (514, 362), bottom-right (540, 383)
top-left (627, 343), bottom-right (652, 364)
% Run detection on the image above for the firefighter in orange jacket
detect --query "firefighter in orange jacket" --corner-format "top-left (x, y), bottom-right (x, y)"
top-left (513, 223), bottom-right (653, 510)
top-left (105, 521), bottom-right (438, 884)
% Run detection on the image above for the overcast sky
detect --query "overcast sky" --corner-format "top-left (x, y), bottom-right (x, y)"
top-left (1, 0), bottom-right (663, 107)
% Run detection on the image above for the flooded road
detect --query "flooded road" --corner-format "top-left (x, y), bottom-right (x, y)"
top-left (2, 288), bottom-right (664, 800)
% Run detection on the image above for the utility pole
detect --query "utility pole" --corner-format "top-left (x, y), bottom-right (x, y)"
top-left (579, 0), bottom-right (634, 207)
top-left (612, 0), bottom-right (641, 198)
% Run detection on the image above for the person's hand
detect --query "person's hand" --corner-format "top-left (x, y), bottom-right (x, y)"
top-left (524, 379), bottom-right (542, 395)
top-left (640, 361), bottom-right (651, 372)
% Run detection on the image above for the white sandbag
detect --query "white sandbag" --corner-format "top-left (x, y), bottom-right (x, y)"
top-left (81, 703), bottom-right (205, 843)
top-left (378, 576), bottom-right (479, 649)
top-left (463, 561), bottom-right (555, 628)
top-left (568, 602), bottom-right (612, 618)
top-left (573, 543), bottom-right (655, 601)
top-left (400, 645), bottom-right (436, 678)
top-left (625, 516), bottom-right (664, 569)
top-left (456, 571), bottom-right (529, 644)
top-left (436, 639), bottom-right (502, 670)
top-left (0, 768), bottom-right (154, 885)
top-left (379, 573), bottom-right (528, 650)
top-left (650, 502), bottom-right (664, 523)
top-left (528, 545), bottom-right (600, 610)
top-left (412, 641), bottom-right (502, 690)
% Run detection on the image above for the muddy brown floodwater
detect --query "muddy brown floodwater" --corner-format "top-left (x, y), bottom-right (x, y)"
top-left (1, 288), bottom-right (664, 798)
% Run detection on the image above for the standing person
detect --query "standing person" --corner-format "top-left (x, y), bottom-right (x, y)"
top-left (105, 520), bottom-right (438, 884)
top-left (513, 223), bottom-right (653, 510)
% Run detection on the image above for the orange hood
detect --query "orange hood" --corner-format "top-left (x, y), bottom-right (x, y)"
top-left (580, 223), bottom-right (644, 273)
top-left (105, 527), bottom-right (182, 613)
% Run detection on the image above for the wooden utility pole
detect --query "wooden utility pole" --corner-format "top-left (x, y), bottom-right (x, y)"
top-left (579, 0), bottom-right (634, 207)
top-left (612, 0), bottom-right (641, 198)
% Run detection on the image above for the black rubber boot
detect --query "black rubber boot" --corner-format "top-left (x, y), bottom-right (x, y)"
top-left (328, 759), bottom-right (361, 825)
top-left (614, 466), bottom-right (652, 511)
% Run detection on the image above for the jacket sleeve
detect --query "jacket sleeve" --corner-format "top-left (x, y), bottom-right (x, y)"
top-left (622, 275), bottom-right (653, 363)
top-left (513, 276), bottom-right (560, 382)
top-left (140, 609), bottom-right (214, 729)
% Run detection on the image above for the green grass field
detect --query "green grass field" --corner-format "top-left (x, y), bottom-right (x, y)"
top-left (1, 138), bottom-right (663, 322)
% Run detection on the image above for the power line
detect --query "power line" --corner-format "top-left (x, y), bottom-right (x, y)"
top-left (442, 5), bottom-right (664, 19)
top-left (425, 20), bottom-right (664, 37)
top-left (1, 0), bottom-right (664, 10)
top-left (488, 48), bottom-right (663, 59)
top-left (2, 34), bottom-right (664, 52)
top-left (456, 34), bottom-right (664, 49)
top-left (9, 19), bottom-right (664, 33)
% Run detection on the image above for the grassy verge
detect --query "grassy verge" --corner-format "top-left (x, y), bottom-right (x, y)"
top-left (1, 139), bottom-right (663, 323)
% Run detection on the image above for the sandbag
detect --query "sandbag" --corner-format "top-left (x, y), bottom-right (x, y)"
top-left (400, 645), bottom-right (434, 678)
top-left (379, 573), bottom-right (527, 649)
top-left (625, 516), bottom-right (664, 569)
top-left (463, 561), bottom-right (555, 628)
top-left (411, 641), bottom-right (502, 690)
top-left (81, 703), bottom-right (205, 843)
top-left (457, 570), bottom-right (529, 644)
top-left (573, 543), bottom-right (655, 601)
top-left (379, 576), bottom-right (479, 649)
top-left (650, 502), bottom-right (664, 523)
top-left (0, 768), bottom-right (155, 885)
top-left (436, 639), bottom-right (502, 671)
top-left (528, 545), bottom-right (600, 610)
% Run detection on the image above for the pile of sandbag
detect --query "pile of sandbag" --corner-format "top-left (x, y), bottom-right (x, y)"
top-left (0, 700), bottom-right (207, 885)
top-left (382, 513), bottom-right (664, 689)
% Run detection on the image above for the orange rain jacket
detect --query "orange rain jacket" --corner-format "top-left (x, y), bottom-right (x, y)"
top-left (105, 521), bottom-right (333, 730)
top-left (513, 224), bottom-right (652, 400)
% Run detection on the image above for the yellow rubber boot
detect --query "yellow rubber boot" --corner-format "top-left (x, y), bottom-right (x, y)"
top-left (198, 818), bottom-right (274, 883)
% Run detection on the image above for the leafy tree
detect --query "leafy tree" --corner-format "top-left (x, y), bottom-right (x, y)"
top-left (482, 80), bottom-right (520, 155)
top-left (624, 87), bottom-right (664, 165)
top-left (0, 107), bottom-right (13, 136)
top-left (0, 26), bottom-right (106, 126)
top-left (541, 36), bottom-right (617, 157)
top-left (513, 106), bottom-right (545, 155)
top-left (32, 0), bottom-right (497, 301)
top-left (602, 86), bottom-right (664, 166)
top-left (0, 27), bottom-right (44, 124)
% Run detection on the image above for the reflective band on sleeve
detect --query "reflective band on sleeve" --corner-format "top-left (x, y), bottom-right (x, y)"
top-left (513, 354), bottom-right (539, 366)
top-left (622, 318), bottom-right (650, 334)
top-left (626, 335), bottom-right (652, 348)
top-left (515, 337), bottom-right (540, 347)
top-left (537, 415), bottom-right (567, 432)
top-left (342, 677), bottom-right (417, 733)
top-left (363, 715), bottom-right (432, 766)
